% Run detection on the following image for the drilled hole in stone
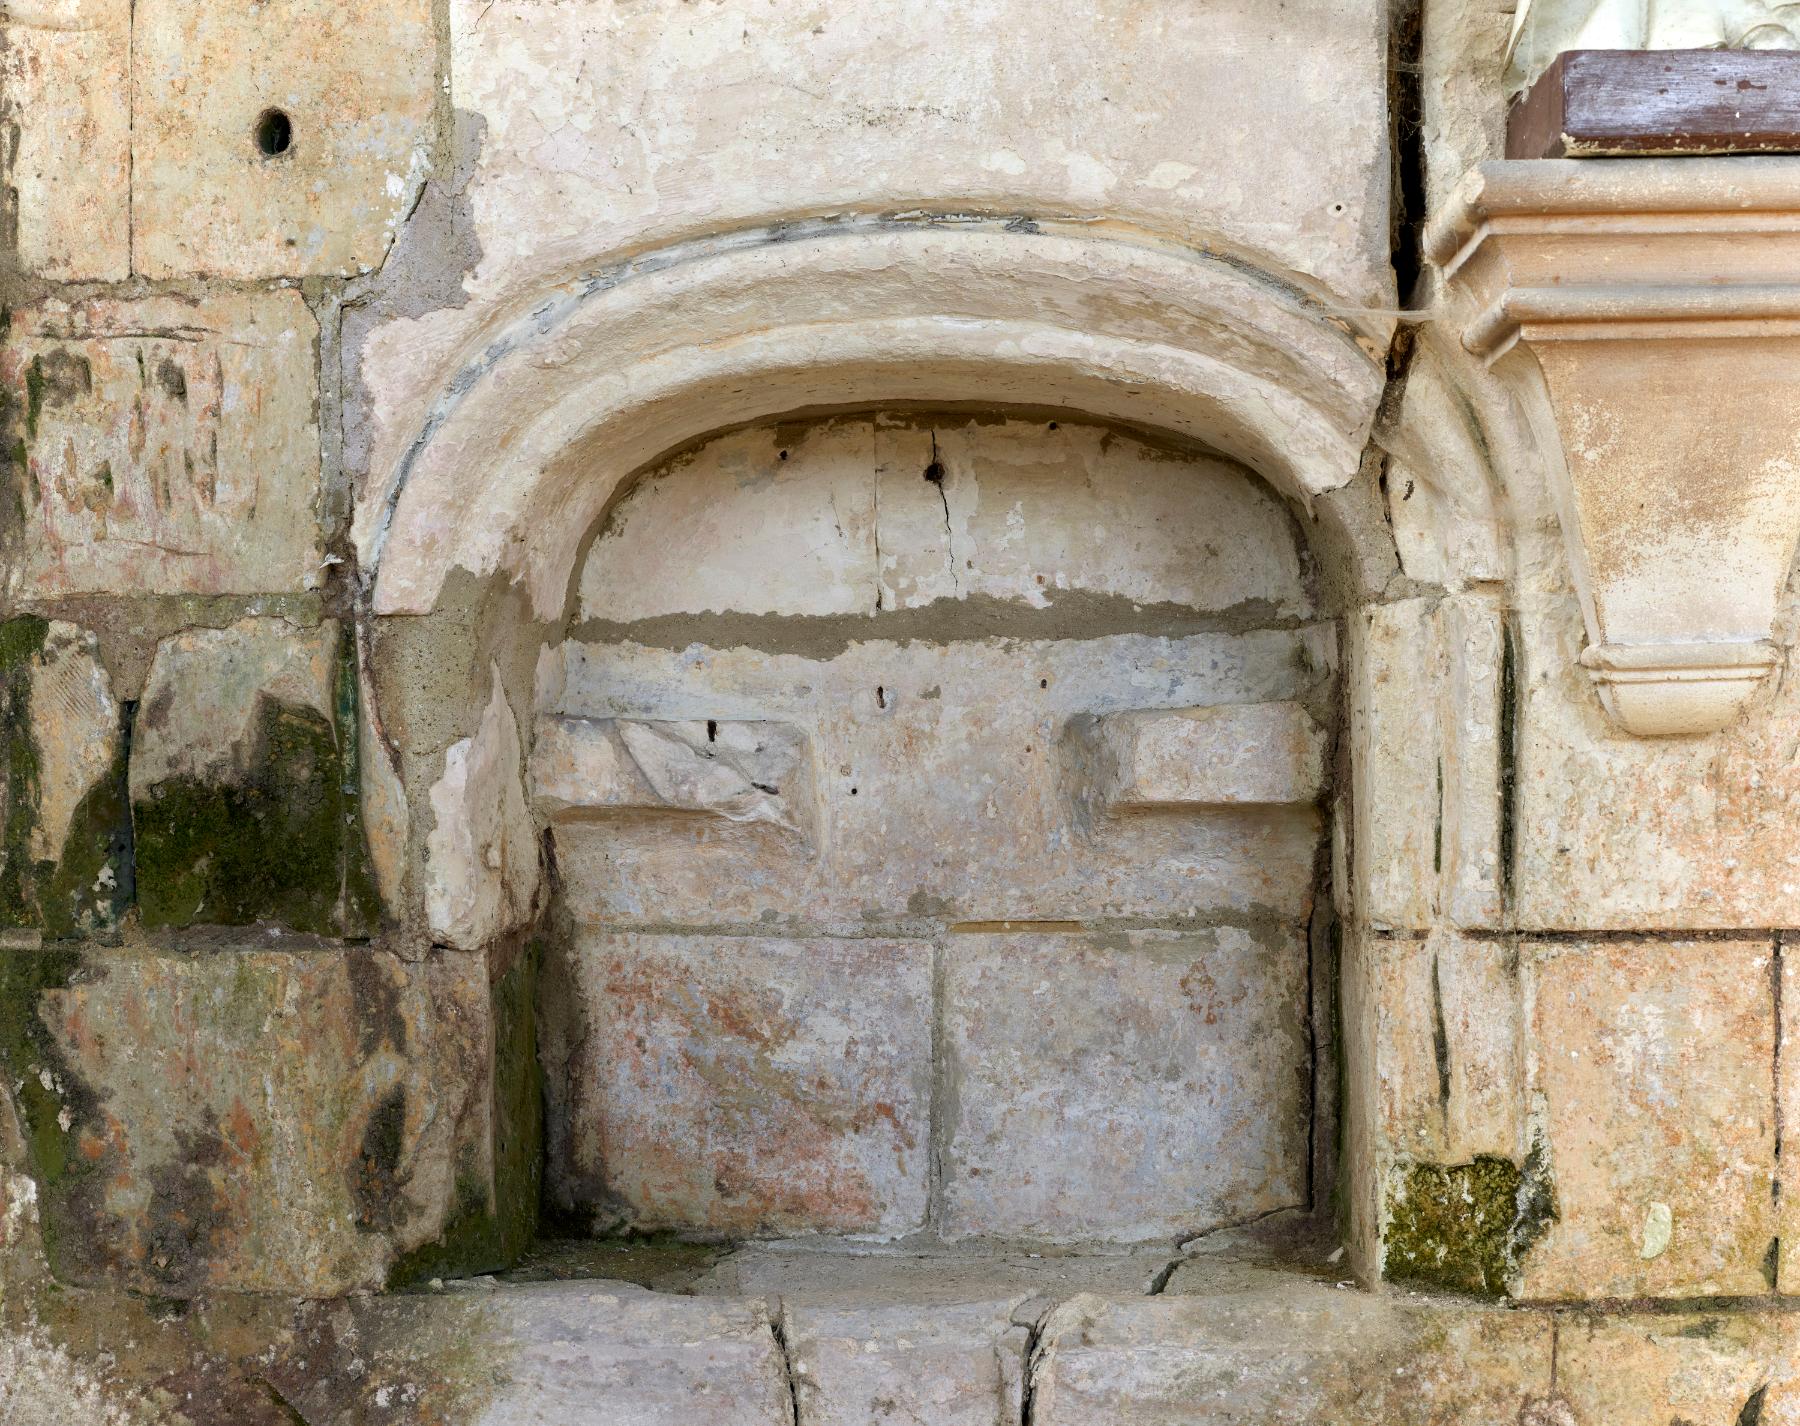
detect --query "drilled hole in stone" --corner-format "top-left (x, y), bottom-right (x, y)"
top-left (254, 108), bottom-right (293, 157)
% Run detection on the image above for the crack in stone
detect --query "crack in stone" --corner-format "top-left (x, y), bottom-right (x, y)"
top-left (770, 1300), bottom-right (804, 1426)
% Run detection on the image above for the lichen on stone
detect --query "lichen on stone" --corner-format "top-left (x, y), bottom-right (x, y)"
top-left (1383, 1155), bottom-right (1525, 1298)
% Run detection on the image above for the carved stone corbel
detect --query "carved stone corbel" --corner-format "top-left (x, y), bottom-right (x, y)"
top-left (1427, 158), bottom-right (1800, 735)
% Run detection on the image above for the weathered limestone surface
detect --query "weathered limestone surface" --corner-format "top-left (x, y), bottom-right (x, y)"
top-left (784, 1300), bottom-right (1026, 1426)
top-left (0, 292), bottom-right (323, 598)
top-left (130, 617), bottom-right (377, 934)
top-left (1350, 594), bottom-right (1509, 932)
top-left (0, 619), bottom-right (130, 936)
top-left (547, 932), bottom-right (933, 1237)
top-left (354, 0), bottom-right (1393, 554)
top-left (1031, 1280), bottom-right (1557, 1424)
top-left (130, 0), bottom-right (435, 277)
top-left (0, 0), bottom-right (132, 279)
top-left (3, 941), bottom-right (488, 1296)
top-left (941, 928), bottom-right (1310, 1243)
top-left (426, 673), bottom-right (541, 952)
top-left (1519, 938), bottom-right (1777, 1300)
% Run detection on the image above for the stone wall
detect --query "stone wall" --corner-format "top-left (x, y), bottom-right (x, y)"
top-left (6, 0), bottom-right (1800, 1420)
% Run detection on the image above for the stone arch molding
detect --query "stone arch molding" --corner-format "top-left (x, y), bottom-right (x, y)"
top-left (356, 217), bottom-right (1391, 620)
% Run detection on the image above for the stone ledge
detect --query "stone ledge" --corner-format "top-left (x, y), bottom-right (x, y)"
top-left (8, 1229), bottom-right (1800, 1424)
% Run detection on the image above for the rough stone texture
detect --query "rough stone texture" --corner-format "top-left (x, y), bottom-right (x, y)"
top-left (1350, 593), bottom-right (1508, 932)
top-left (0, 0), bottom-right (131, 279)
top-left (0, 292), bottom-right (323, 597)
top-left (941, 928), bottom-right (1309, 1243)
top-left (2, 940), bottom-right (487, 1296)
top-left (1371, 932), bottom-right (1523, 1169)
top-left (1518, 938), bottom-right (1777, 1300)
top-left (130, 617), bottom-right (376, 935)
top-left (1032, 1275), bottom-right (1556, 1424)
top-left (130, 0), bottom-right (436, 278)
top-left (531, 715), bottom-right (814, 834)
top-left (784, 1299), bottom-right (1025, 1426)
top-left (1553, 1311), bottom-right (1791, 1426)
top-left (1512, 579), bottom-right (1800, 929)
top-left (579, 416), bottom-right (1311, 623)
top-left (426, 672), bottom-right (540, 952)
top-left (0, 619), bottom-right (131, 936)
top-left (547, 932), bottom-right (932, 1237)
top-left (354, 0), bottom-right (1392, 538)
top-left (691, 1241), bottom-right (1176, 1305)
top-left (1069, 702), bottom-right (1326, 810)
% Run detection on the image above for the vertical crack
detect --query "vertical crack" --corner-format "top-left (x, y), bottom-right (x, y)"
top-left (1773, 934), bottom-right (1785, 1291)
top-left (1143, 1254), bottom-right (1182, 1295)
top-left (770, 1300), bottom-right (803, 1426)
top-left (1431, 944), bottom-right (1452, 1119)
top-left (1018, 1304), bottom-right (1051, 1426)
top-left (871, 426), bottom-right (885, 613)
top-left (127, 0), bottom-right (136, 275)
top-left (924, 430), bottom-right (958, 597)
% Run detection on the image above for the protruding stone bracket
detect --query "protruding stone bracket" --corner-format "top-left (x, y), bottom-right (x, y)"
top-left (531, 715), bottom-right (814, 836)
top-left (1065, 701), bottom-right (1327, 823)
top-left (1427, 158), bottom-right (1800, 736)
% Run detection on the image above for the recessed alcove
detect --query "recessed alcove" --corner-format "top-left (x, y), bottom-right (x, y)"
top-left (528, 408), bottom-right (1339, 1254)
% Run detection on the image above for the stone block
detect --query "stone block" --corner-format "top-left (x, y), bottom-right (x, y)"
top-left (0, 941), bottom-right (487, 1296)
top-left (784, 1300), bottom-right (1025, 1426)
top-left (355, 1281), bottom-right (796, 1425)
top-left (0, 0), bottom-right (131, 278)
top-left (1350, 593), bottom-right (1507, 932)
top-left (1030, 1281), bottom-right (1554, 1424)
top-left (1554, 1313), bottom-right (1784, 1426)
top-left (1776, 941), bottom-right (1800, 1292)
top-left (425, 672), bottom-right (541, 951)
top-left (547, 931), bottom-right (932, 1237)
top-left (0, 291), bottom-right (322, 597)
top-left (941, 927), bottom-right (1309, 1243)
top-left (0, 619), bottom-right (130, 937)
top-left (548, 627), bottom-right (1333, 927)
top-left (691, 1242), bottom-right (1175, 1305)
top-left (130, 618), bottom-right (380, 935)
top-left (1068, 702), bottom-right (1325, 813)
top-left (1517, 938), bottom-right (1777, 1300)
top-left (530, 715), bottom-right (813, 835)
top-left (130, 0), bottom-right (435, 278)
top-left (1350, 599), bottom-right (1441, 930)
top-left (1512, 585), bottom-right (1800, 930)
top-left (1365, 933), bottom-right (1523, 1216)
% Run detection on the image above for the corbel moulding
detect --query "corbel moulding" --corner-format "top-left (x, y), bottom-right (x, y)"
top-left (1426, 157), bottom-right (1800, 736)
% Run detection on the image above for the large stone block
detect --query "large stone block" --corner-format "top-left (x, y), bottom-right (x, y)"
top-left (130, 0), bottom-right (435, 277)
top-left (784, 1300), bottom-right (1025, 1426)
top-left (1517, 938), bottom-right (1777, 1300)
top-left (1030, 1280), bottom-right (1554, 1424)
top-left (1350, 593), bottom-right (1507, 932)
top-left (426, 672), bottom-right (541, 951)
top-left (0, 292), bottom-right (322, 597)
top-left (0, 618), bottom-right (131, 937)
top-left (0, 0), bottom-right (131, 278)
top-left (548, 628), bottom-right (1333, 928)
top-left (1512, 586), bottom-right (1800, 930)
top-left (129, 618), bottom-right (380, 935)
top-left (941, 927), bottom-right (1309, 1243)
top-left (546, 932), bottom-right (932, 1237)
top-left (1554, 1313), bottom-right (1787, 1426)
top-left (0, 942), bottom-right (488, 1296)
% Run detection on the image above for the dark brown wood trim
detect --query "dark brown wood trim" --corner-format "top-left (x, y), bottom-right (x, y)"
top-left (1508, 48), bottom-right (1800, 158)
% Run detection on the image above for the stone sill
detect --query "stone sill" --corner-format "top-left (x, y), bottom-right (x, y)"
top-left (15, 1231), bottom-right (1800, 1422)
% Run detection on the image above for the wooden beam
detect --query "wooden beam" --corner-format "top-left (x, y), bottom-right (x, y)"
top-left (1508, 48), bottom-right (1800, 158)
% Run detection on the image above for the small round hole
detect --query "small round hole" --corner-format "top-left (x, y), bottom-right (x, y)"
top-left (254, 109), bottom-right (293, 158)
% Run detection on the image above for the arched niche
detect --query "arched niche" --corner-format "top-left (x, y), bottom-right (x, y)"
top-left (356, 218), bottom-right (1391, 621)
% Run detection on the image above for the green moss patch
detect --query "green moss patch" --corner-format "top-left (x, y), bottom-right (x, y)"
top-left (133, 626), bottom-right (380, 936)
top-left (1384, 1156), bottom-right (1524, 1298)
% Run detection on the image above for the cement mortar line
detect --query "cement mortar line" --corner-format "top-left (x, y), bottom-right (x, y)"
top-left (1367, 925), bottom-right (1800, 943)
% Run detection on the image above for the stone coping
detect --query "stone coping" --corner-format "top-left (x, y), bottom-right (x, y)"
top-left (9, 1235), bottom-right (1800, 1422)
